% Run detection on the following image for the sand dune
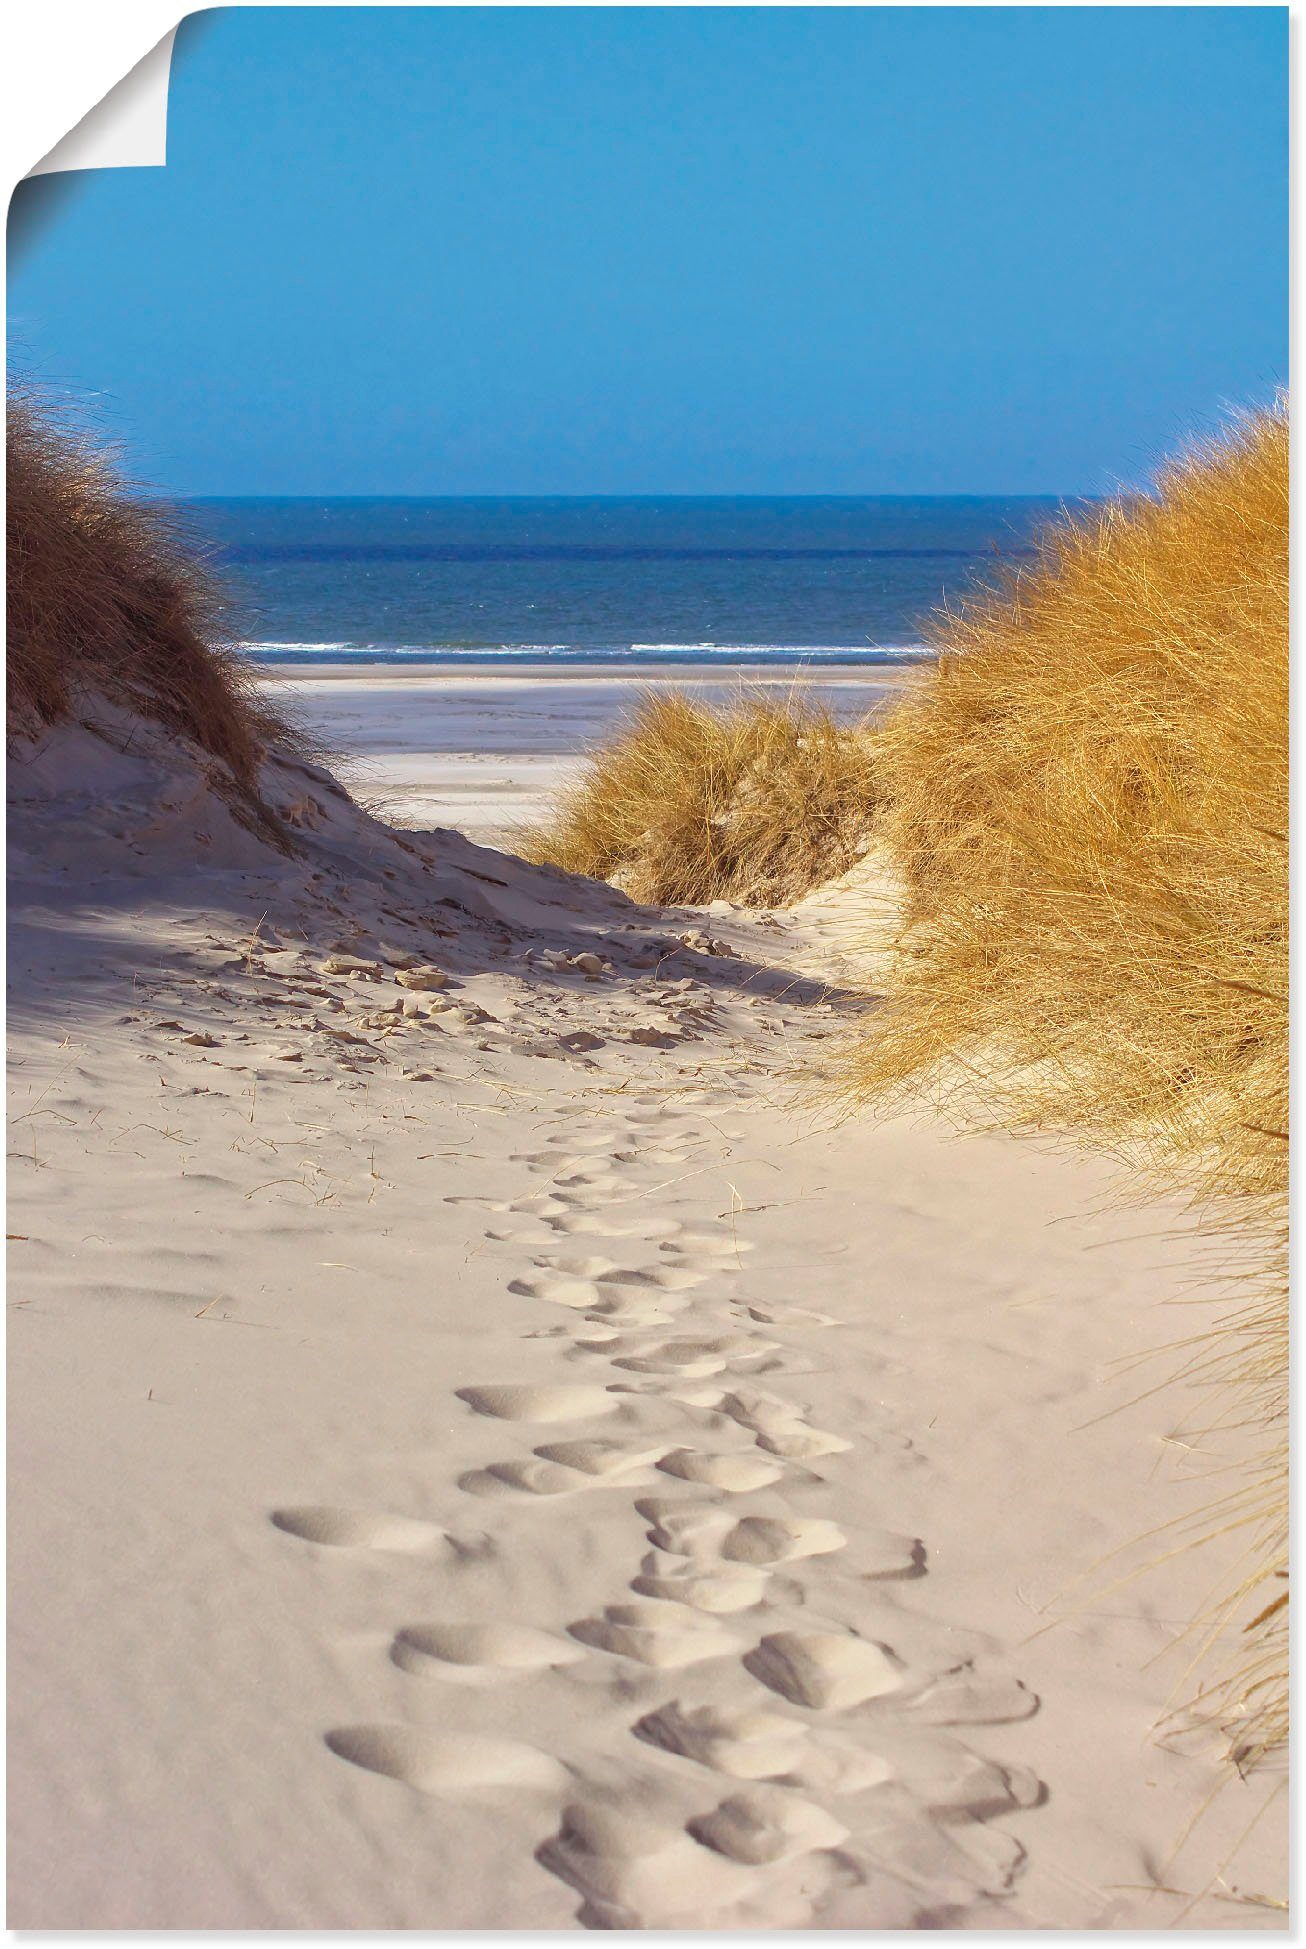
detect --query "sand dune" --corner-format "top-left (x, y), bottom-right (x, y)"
top-left (7, 701), bottom-right (1285, 1927)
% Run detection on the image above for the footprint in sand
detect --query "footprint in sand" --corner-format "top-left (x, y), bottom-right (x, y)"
top-left (572, 1307), bottom-right (687, 1343)
top-left (551, 1171), bottom-right (626, 1194)
top-left (851, 1795), bottom-right (1027, 1903)
top-left (743, 1631), bottom-right (906, 1710)
top-left (632, 1699), bottom-right (811, 1779)
top-left (688, 1787), bottom-right (850, 1865)
top-left (447, 1192), bottom-right (586, 1218)
top-left (714, 1389), bottom-right (854, 1459)
top-left (519, 1293), bottom-right (687, 1334)
top-left (612, 1349), bottom-right (729, 1379)
top-left (535, 1436), bottom-right (667, 1477)
top-left (630, 1560), bottom-right (771, 1613)
top-left (458, 1458), bottom-right (595, 1497)
top-left (947, 1818), bottom-right (1028, 1895)
top-left (314, 1085), bottom-right (1037, 1919)
top-left (532, 1253), bottom-right (705, 1294)
top-left (550, 1212), bottom-right (681, 1241)
top-left (740, 1301), bottom-right (838, 1328)
top-left (576, 1314), bottom-right (702, 1351)
top-left (512, 1193), bottom-right (584, 1216)
top-left (459, 1434), bottom-right (668, 1497)
top-left (624, 1496), bottom-right (846, 1569)
top-left (270, 1506), bottom-right (443, 1553)
top-left (390, 1621), bottom-right (585, 1679)
top-left (900, 1668), bottom-right (1039, 1726)
top-left (753, 1423), bottom-right (853, 1461)
top-left (612, 1379), bottom-right (734, 1410)
top-left (601, 1303), bottom-right (703, 1330)
top-left (325, 1725), bottom-right (568, 1797)
top-left (488, 1223), bottom-right (570, 1247)
top-left (844, 1726), bottom-right (1042, 1818)
top-left (660, 1229), bottom-right (754, 1260)
top-left (571, 1324), bottom-right (633, 1350)
top-left (539, 1799), bottom-right (821, 1931)
top-left (612, 1333), bottom-right (779, 1377)
top-left (531, 1252), bottom-right (620, 1278)
top-left (568, 1600), bottom-right (741, 1669)
top-left (456, 1382), bottom-right (620, 1423)
top-left (785, 1738), bottom-right (899, 1795)
top-left (718, 1513), bottom-right (847, 1566)
top-left (508, 1273), bottom-right (604, 1309)
top-left (636, 1497), bottom-right (739, 1559)
top-left (611, 1266), bottom-right (707, 1292)
top-left (590, 1291), bottom-right (697, 1322)
top-left (655, 1449), bottom-right (786, 1492)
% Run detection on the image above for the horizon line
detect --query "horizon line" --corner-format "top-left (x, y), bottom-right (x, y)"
top-left (176, 488), bottom-right (1101, 503)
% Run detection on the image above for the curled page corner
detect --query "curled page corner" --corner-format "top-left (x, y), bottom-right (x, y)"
top-left (28, 26), bottom-right (179, 177)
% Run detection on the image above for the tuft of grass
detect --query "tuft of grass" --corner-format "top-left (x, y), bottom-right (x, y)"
top-left (7, 386), bottom-right (291, 795)
top-left (849, 400), bottom-right (1287, 1764)
top-left (523, 685), bottom-right (884, 906)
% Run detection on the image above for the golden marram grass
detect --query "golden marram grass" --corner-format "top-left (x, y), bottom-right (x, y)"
top-left (522, 685), bottom-right (884, 907)
top-left (7, 388), bottom-right (291, 797)
top-left (850, 402), bottom-right (1287, 1204)
top-left (527, 402), bottom-right (1287, 1768)
top-left (849, 400), bottom-right (1287, 1770)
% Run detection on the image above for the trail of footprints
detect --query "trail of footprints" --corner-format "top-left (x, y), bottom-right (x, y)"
top-left (273, 1090), bottom-right (1043, 1928)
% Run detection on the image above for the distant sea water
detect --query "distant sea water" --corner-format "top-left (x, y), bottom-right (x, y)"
top-left (186, 497), bottom-right (1067, 668)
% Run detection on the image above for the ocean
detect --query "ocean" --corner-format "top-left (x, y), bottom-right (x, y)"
top-left (187, 496), bottom-right (1067, 667)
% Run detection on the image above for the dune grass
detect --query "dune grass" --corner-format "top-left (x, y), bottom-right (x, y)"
top-left (525, 409), bottom-right (1289, 1765)
top-left (852, 401), bottom-right (1287, 1765)
top-left (522, 685), bottom-right (884, 906)
top-left (7, 388), bottom-right (290, 795)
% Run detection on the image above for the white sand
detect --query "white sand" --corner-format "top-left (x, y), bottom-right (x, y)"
top-left (7, 694), bottom-right (1286, 1928)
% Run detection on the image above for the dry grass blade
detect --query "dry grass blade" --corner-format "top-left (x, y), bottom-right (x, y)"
top-left (7, 382), bottom-right (294, 801)
top-left (845, 400), bottom-right (1287, 1767)
top-left (522, 684), bottom-right (883, 906)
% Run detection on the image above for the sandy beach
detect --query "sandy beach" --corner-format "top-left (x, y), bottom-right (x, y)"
top-left (7, 689), bottom-right (1286, 1928)
top-left (258, 663), bottom-right (910, 843)
top-left (9, 0), bottom-right (1287, 1923)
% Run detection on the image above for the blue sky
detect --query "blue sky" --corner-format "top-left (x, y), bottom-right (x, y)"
top-left (8, 6), bottom-right (1286, 496)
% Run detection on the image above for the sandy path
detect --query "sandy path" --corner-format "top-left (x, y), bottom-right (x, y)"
top-left (7, 711), bottom-right (1286, 1928)
top-left (350, 1088), bottom-right (1043, 1931)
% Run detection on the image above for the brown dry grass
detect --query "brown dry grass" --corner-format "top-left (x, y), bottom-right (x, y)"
top-left (851, 400), bottom-right (1287, 1765)
top-left (522, 685), bottom-right (883, 906)
top-left (7, 387), bottom-right (291, 794)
